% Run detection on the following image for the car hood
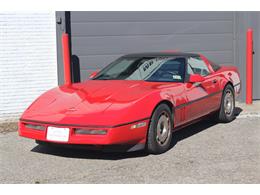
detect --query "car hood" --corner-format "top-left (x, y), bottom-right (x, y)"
top-left (21, 80), bottom-right (181, 126)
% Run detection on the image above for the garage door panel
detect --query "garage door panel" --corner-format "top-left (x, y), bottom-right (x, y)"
top-left (71, 34), bottom-right (233, 55)
top-left (58, 11), bottom-right (260, 101)
top-left (201, 51), bottom-right (233, 64)
top-left (76, 54), bottom-right (121, 70)
top-left (68, 11), bottom-right (234, 82)
top-left (71, 21), bottom-right (233, 37)
top-left (71, 12), bottom-right (233, 22)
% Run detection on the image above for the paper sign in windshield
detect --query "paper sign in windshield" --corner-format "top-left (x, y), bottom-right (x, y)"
top-left (172, 75), bottom-right (182, 80)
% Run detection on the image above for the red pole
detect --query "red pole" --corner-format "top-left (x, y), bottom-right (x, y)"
top-left (246, 28), bottom-right (253, 104)
top-left (62, 33), bottom-right (71, 85)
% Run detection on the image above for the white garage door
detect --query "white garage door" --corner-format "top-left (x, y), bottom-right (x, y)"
top-left (0, 12), bottom-right (57, 122)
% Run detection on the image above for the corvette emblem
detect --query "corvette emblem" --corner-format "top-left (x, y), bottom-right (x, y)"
top-left (67, 107), bottom-right (77, 112)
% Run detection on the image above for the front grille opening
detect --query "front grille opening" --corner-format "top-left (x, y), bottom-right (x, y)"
top-left (25, 124), bottom-right (45, 131)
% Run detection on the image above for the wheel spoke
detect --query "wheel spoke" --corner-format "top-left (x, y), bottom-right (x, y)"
top-left (156, 112), bottom-right (171, 146)
top-left (224, 89), bottom-right (234, 116)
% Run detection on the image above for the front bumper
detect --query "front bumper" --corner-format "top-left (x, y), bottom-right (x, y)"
top-left (18, 119), bottom-right (149, 147)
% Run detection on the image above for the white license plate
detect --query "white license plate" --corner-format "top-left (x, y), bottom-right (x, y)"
top-left (47, 127), bottom-right (70, 142)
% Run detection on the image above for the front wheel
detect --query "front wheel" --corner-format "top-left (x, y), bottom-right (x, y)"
top-left (217, 84), bottom-right (235, 122)
top-left (146, 104), bottom-right (173, 154)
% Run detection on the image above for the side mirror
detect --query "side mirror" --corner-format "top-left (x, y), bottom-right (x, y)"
top-left (189, 74), bottom-right (205, 83)
top-left (89, 70), bottom-right (99, 79)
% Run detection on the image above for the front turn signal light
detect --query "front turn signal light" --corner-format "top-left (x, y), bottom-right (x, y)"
top-left (130, 122), bottom-right (147, 129)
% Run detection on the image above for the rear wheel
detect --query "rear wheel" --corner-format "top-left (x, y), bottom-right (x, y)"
top-left (217, 84), bottom-right (235, 122)
top-left (147, 104), bottom-right (173, 154)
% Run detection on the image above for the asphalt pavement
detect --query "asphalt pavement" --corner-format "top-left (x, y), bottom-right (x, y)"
top-left (1, 116), bottom-right (259, 183)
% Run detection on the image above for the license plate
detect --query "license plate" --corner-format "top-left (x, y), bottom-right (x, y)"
top-left (46, 127), bottom-right (70, 142)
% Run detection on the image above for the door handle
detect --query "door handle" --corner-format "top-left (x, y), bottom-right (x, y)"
top-left (212, 79), bottom-right (217, 84)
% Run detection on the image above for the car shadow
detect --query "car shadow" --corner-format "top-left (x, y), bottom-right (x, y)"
top-left (234, 106), bottom-right (243, 116)
top-left (169, 106), bottom-right (243, 149)
top-left (31, 144), bottom-right (148, 160)
top-left (31, 107), bottom-right (243, 160)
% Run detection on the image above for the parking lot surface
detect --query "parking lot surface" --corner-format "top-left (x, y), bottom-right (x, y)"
top-left (0, 117), bottom-right (260, 183)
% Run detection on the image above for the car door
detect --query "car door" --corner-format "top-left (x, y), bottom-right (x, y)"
top-left (141, 56), bottom-right (188, 127)
top-left (183, 56), bottom-right (221, 123)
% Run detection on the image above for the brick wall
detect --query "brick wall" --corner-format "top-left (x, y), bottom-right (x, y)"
top-left (0, 12), bottom-right (57, 122)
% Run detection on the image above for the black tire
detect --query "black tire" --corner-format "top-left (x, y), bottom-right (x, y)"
top-left (146, 104), bottom-right (173, 154)
top-left (217, 84), bottom-right (235, 123)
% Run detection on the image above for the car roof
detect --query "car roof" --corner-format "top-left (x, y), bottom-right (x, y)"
top-left (122, 52), bottom-right (200, 58)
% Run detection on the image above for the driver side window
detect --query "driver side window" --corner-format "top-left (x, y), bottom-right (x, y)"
top-left (187, 57), bottom-right (210, 77)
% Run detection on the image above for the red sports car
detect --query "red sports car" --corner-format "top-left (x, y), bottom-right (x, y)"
top-left (19, 52), bottom-right (241, 154)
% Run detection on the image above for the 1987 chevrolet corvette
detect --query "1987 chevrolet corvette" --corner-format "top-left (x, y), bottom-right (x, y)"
top-left (19, 52), bottom-right (241, 154)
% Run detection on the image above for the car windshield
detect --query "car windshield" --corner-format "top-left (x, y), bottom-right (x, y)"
top-left (93, 56), bottom-right (185, 82)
